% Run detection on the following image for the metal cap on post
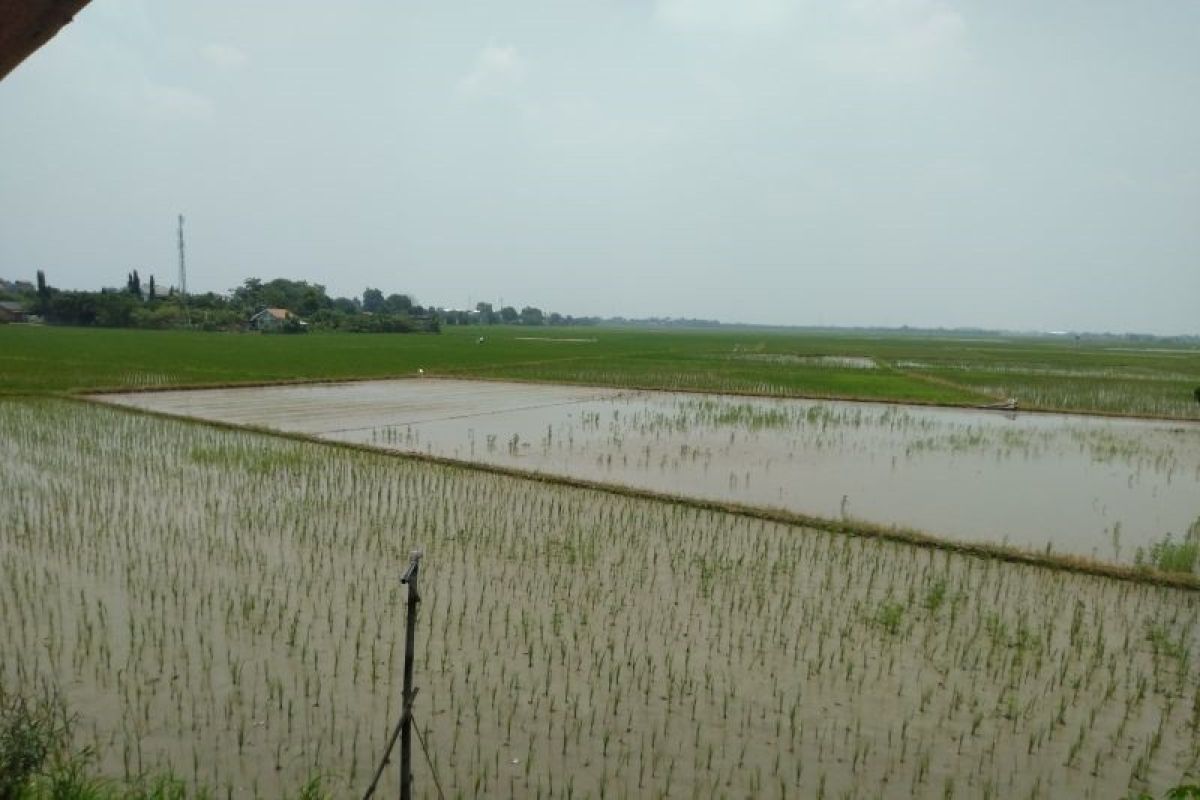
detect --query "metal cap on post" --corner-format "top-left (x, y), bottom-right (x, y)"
top-left (401, 549), bottom-right (423, 594)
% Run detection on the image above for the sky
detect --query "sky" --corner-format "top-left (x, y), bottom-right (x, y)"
top-left (1, 0), bottom-right (1197, 334)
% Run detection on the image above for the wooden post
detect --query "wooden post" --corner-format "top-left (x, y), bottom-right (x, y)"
top-left (399, 550), bottom-right (422, 800)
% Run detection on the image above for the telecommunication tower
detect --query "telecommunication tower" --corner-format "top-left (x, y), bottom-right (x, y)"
top-left (177, 214), bottom-right (187, 297)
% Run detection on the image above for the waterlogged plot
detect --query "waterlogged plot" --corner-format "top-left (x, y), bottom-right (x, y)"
top-left (2, 400), bottom-right (1199, 798)
top-left (99, 379), bottom-right (1200, 564)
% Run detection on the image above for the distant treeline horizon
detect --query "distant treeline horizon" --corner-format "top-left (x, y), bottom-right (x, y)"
top-left (0, 273), bottom-right (598, 333)
top-left (1, 273), bottom-right (1197, 343)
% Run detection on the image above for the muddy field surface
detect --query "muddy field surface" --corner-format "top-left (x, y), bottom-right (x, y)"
top-left (98, 378), bottom-right (1200, 564)
top-left (2, 400), bottom-right (1198, 797)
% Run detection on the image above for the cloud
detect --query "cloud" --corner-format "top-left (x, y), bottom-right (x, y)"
top-left (815, 0), bottom-right (967, 80)
top-left (200, 43), bottom-right (248, 71)
top-left (654, 0), bottom-right (799, 34)
top-left (143, 81), bottom-right (214, 121)
top-left (525, 98), bottom-right (676, 152)
top-left (655, 0), bottom-right (965, 80)
top-left (457, 45), bottom-right (526, 97)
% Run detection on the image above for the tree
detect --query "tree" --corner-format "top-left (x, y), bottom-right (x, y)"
top-left (36, 270), bottom-right (47, 299)
top-left (230, 278), bottom-right (330, 316)
top-left (35, 270), bottom-right (49, 313)
top-left (362, 288), bottom-right (384, 313)
top-left (187, 291), bottom-right (229, 310)
top-left (147, 275), bottom-right (156, 300)
top-left (297, 286), bottom-right (325, 317)
top-left (519, 306), bottom-right (544, 326)
top-left (384, 294), bottom-right (413, 314)
top-left (93, 292), bottom-right (137, 327)
top-left (499, 305), bottom-right (518, 323)
top-left (45, 292), bottom-right (95, 325)
top-left (238, 277), bottom-right (263, 298)
top-left (126, 270), bottom-right (141, 296)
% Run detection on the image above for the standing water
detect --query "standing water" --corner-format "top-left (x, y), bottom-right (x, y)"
top-left (97, 378), bottom-right (1200, 565)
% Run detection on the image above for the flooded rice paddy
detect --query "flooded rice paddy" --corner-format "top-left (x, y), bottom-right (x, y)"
top-left (2, 400), bottom-right (1198, 797)
top-left (97, 378), bottom-right (1200, 566)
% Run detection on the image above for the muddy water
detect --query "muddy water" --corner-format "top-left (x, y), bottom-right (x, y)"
top-left (98, 379), bottom-right (1200, 563)
top-left (9, 400), bottom-right (1199, 798)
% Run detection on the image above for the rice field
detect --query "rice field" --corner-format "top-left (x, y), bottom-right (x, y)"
top-left (97, 379), bottom-right (1200, 566)
top-left (5, 326), bottom-right (1199, 422)
top-left (2, 398), bottom-right (1199, 797)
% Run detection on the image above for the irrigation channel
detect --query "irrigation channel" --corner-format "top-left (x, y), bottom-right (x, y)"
top-left (96, 377), bottom-right (1200, 568)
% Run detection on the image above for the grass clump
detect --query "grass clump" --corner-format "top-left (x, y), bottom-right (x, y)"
top-left (874, 600), bottom-right (906, 634)
top-left (1129, 785), bottom-right (1200, 799)
top-left (0, 685), bottom-right (71, 798)
top-left (922, 578), bottom-right (948, 613)
top-left (0, 684), bottom-right (123, 800)
top-left (0, 684), bottom-right (330, 799)
top-left (1137, 518), bottom-right (1200, 575)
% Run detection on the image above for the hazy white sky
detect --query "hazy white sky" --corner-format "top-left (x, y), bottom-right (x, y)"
top-left (1, 0), bottom-right (1197, 332)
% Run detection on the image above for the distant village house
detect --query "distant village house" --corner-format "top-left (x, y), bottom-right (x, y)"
top-left (0, 301), bottom-right (27, 323)
top-left (249, 307), bottom-right (305, 332)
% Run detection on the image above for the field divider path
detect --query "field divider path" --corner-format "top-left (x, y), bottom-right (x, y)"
top-left (80, 392), bottom-right (1200, 592)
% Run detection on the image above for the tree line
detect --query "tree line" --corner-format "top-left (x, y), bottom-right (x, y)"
top-left (0, 272), bottom-right (595, 333)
